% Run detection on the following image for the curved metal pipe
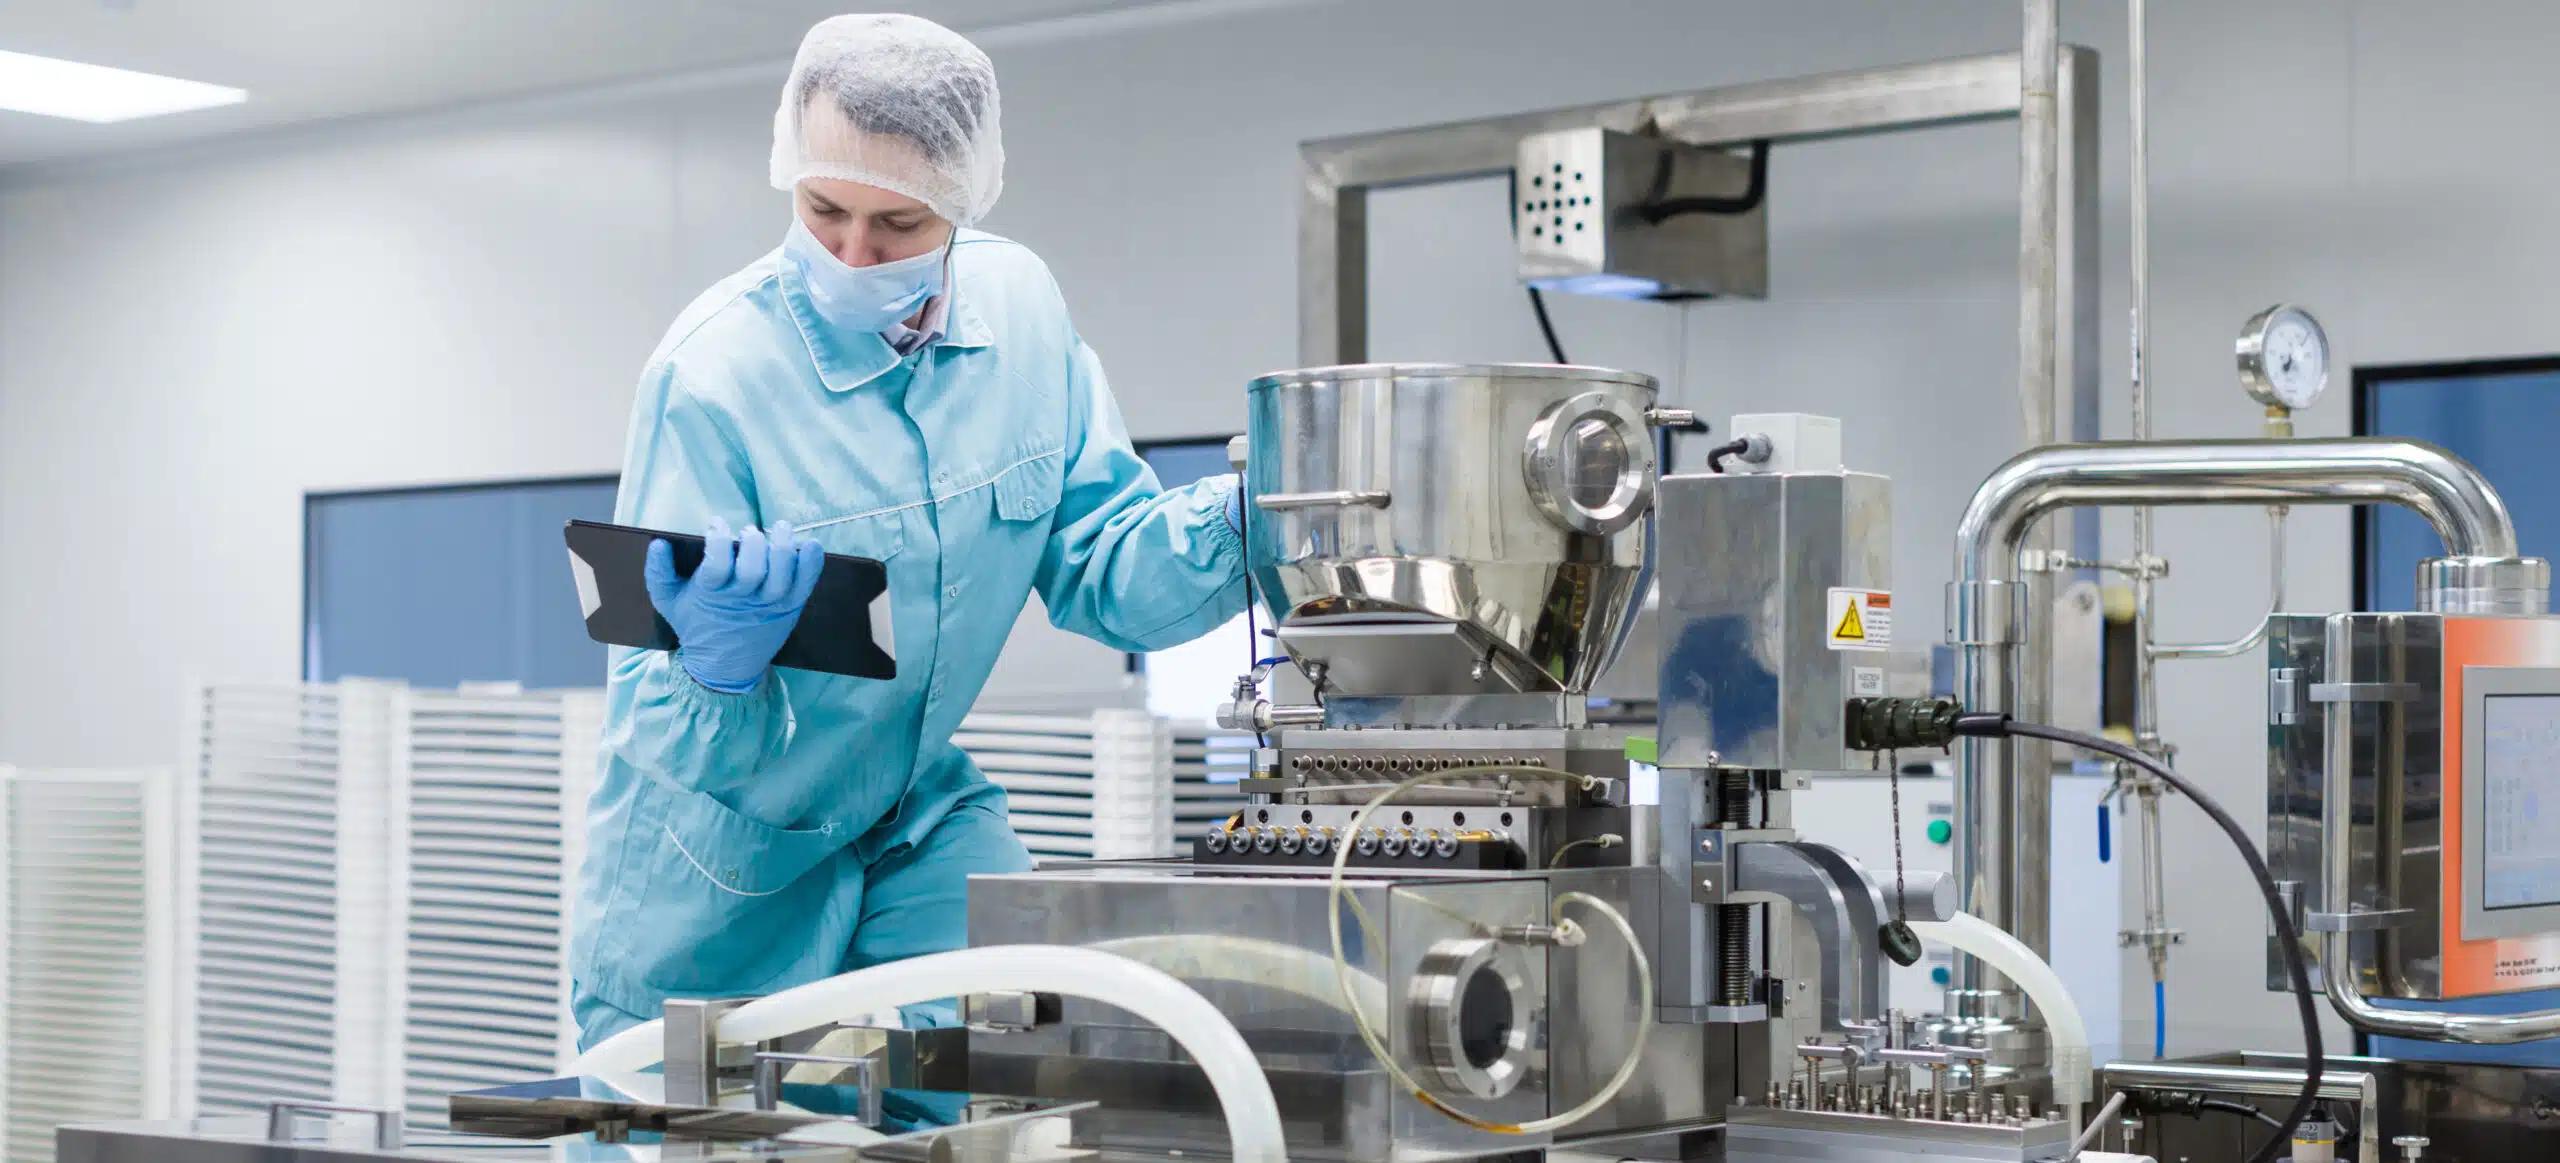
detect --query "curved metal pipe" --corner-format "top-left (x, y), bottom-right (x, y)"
top-left (1945, 437), bottom-right (2520, 992)
top-left (2149, 505), bottom-right (2286, 660)
top-left (2320, 930), bottom-right (2560, 1043)
top-left (1957, 438), bottom-right (2518, 588)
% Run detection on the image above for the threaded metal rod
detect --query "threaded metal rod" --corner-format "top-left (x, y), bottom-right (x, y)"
top-left (1717, 770), bottom-right (1751, 825)
top-left (1718, 904), bottom-right (1752, 1005)
top-left (1715, 770), bottom-right (1754, 1005)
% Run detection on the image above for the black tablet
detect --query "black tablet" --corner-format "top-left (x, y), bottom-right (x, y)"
top-left (563, 519), bottom-right (895, 681)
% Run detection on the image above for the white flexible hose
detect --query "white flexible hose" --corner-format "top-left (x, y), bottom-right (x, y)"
top-left (1096, 933), bottom-right (1388, 1019)
top-left (1911, 912), bottom-right (2091, 1119)
top-left (569, 945), bottom-right (1287, 1163)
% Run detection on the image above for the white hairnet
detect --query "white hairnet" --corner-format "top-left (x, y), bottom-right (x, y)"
top-left (771, 14), bottom-right (1005, 227)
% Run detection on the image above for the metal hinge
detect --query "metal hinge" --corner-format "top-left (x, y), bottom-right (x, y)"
top-left (2269, 668), bottom-right (2302, 726)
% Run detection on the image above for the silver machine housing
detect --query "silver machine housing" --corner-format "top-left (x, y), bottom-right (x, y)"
top-left (967, 364), bottom-right (2015, 1163)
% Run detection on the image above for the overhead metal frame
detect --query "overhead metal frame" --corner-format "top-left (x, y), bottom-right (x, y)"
top-left (1296, 50), bottom-right (2100, 411)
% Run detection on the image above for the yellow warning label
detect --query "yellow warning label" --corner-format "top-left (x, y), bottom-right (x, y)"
top-left (1825, 588), bottom-right (1891, 651)
top-left (1832, 602), bottom-right (1865, 643)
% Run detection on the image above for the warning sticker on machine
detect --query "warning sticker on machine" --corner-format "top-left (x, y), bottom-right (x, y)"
top-left (1826, 588), bottom-right (1892, 651)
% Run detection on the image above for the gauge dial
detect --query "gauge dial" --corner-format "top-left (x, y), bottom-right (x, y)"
top-left (2237, 304), bottom-right (2329, 410)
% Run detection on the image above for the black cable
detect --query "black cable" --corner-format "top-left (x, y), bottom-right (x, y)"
top-left (2198, 1098), bottom-right (2284, 1131)
top-left (1952, 713), bottom-right (2320, 1163)
top-left (2328, 1099), bottom-right (2360, 1156)
top-left (1633, 138), bottom-right (1771, 223)
top-left (1527, 286), bottom-right (1569, 364)
top-left (1235, 467), bottom-right (1266, 749)
top-left (1704, 438), bottom-right (1751, 473)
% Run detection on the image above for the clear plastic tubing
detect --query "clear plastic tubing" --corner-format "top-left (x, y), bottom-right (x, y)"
top-left (571, 944), bottom-right (1288, 1163)
top-left (1910, 912), bottom-right (2092, 1121)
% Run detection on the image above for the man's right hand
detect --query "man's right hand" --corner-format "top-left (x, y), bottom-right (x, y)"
top-left (644, 517), bottom-right (826, 693)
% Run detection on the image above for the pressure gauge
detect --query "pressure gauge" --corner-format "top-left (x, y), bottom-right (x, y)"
top-left (2237, 304), bottom-right (2329, 410)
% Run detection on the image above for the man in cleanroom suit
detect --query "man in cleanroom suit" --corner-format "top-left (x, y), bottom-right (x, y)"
top-left (567, 12), bottom-right (1248, 1046)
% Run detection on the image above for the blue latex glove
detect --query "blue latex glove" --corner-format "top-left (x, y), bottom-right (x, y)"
top-left (644, 517), bottom-right (826, 694)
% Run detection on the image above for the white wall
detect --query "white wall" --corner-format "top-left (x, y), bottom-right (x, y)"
top-left (8, 0), bottom-right (2560, 1061)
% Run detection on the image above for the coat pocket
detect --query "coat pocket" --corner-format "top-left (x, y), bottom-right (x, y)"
top-left (616, 780), bottom-right (846, 994)
top-left (992, 451), bottom-right (1063, 523)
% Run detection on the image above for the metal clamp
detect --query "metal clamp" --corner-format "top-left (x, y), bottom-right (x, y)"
top-left (967, 990), bottom-right (1061, 1031)
top-left (1795, 1042), bottom-right (1867, 1068)
top-left (264, 1103), bottom-right (402, 1150)
top-left (664, 996), bottom-right (756, 1106)
top-left (2305, 907), bottom-right (2417, 933)
top-left (1256, 489), bottom-right (1391, 511)
top-left (753, 1051), bottom-right (882, 1126)
top-left (2308, 682), bottom-right (2423, 704)
top-left (1645, 407), bottom-right (1704, 429)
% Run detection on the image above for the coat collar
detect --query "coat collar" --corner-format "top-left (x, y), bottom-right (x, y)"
top-left (777, 237), bottom-right (996, 395)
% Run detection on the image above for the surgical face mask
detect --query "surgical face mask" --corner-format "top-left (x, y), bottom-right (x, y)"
top-left (784, 218), bottom-right (949, 336)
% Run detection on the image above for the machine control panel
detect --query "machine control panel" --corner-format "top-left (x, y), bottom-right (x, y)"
top-left (2459, 662), bottom-right (2560, 977)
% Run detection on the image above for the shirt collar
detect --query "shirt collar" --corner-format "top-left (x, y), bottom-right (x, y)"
top-left (776, 240), bottom-right (995, 395)
top-left (883, 293), bottom-right (952, 356)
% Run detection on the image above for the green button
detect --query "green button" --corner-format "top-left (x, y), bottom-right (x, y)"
top-left (1927, 820), bottom-right (1953, 845)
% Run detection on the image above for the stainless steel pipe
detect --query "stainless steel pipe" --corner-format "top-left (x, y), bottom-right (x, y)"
top-left (1947, 437), bottom-right (2522, 990)
top-left (2018, 0), bottom-right (2059, 456)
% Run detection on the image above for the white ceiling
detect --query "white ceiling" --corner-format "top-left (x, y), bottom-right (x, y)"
top-left (0, 0), bottom-right (1147, 169)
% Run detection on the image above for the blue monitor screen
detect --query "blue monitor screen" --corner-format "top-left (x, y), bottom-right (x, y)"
top-left (2360, 361), bottom-right (2560, 611)
top-left (1139, 438), bottom-right (1235, 492)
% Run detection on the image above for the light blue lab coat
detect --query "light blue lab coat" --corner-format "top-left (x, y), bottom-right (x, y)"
top-left (567, 230), bottom-right (1246, 1044)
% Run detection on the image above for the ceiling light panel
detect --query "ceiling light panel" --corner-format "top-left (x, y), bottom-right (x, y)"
top-left (0, 49), bottom-right (245, 123)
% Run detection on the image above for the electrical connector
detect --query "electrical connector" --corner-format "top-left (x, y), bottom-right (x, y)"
top-left (1844, 697), bottom-right (1962, 751)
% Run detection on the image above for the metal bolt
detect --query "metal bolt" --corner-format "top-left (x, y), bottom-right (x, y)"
top-left (2394, 1135), bottom-right (2429, 1162)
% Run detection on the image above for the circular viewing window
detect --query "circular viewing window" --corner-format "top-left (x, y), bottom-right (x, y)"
top-left (1524, 393), bottom-right (1654, 535)
top-left (1562, 415), bottom-right (1629, 511)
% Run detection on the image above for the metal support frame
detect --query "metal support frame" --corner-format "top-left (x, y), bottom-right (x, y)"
top-left (1296, 46), bottom-right (2103, 996)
